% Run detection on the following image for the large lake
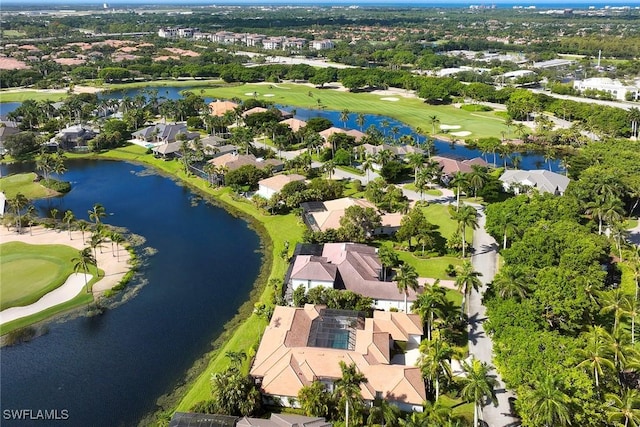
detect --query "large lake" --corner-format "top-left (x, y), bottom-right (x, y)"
top-left (0, 159), bottom-right (262, 426)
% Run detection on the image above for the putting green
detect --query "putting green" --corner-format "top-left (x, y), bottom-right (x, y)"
top-left (0, 242), bottom-right (77, 310)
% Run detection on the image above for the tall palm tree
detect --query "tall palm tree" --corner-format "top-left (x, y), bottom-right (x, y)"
top-left (396, 263), bottom-right (419, 312)
top-left (606, 389), bottom-right (640, 427)
top-left (407, 153), bottom-right (425, 185)
top-left (419, 336), bottom-right (453, 401)
top-left (576, 325), bottom-right (615, 390)
top-left (77, 220), bottom-right (90, 243)
top-left (356, 113), bottom-right (366, 131)
top-left (460, 357), bottom-right (498, 427)
top-left (340, 109), bottom-right (351, 129)
top-left (450, 172), bottom-right (468, 211)
top-left (381, 119), bottom-right (389, 136)
top-left (600, 289), bottom-right (632, 335)
top-left (429, 115), bottom-right (440, 135)
top-left (63, 210), bottom-right (75, 240)
top-left (89, 233), bottom-right (104, 273)
top-left (334, 361), bottom-right (368, 427)
top-left (323, 159), bottom-right (336, 179)
top-left (467, 166), bottom-right (486, 198)
top-left (490, 265), bottom-right (528, 300)
top-left (449, 205), bottom-right (478, 258)
top-left (88, 203), bottom-right (106, 226)
top-left (527, 374), bottom-right (572, 427)
top-left (8, 193), bottom-right (29, 234)
top-left (500, 215), bottom-right (518, 250)
top-left (111, 232), bottom-right (125, 261)
top-left (455, 261), bottom-right (482, 315)
top-left (72, 247), bottom-right (96, 292)
top-left (49, 208), bottom-right (59, 231)
top-left (412, 281), bottom-right (447, 341)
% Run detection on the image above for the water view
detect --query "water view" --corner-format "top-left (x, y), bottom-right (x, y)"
top-left (0, 159), bottom-right (262, 426)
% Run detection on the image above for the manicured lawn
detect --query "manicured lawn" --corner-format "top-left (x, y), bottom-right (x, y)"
top-left (0, 242), bottom-right (80, 310)
top-left (439, 394), bottom-right (474, 424)
top-left (0, 172), bottom-right (53, 199)
top-left (0, 90), bottom-right (67, 103)
top-left (195, 82), bottom-right (507, 139)
top-left (404, 183), bottom-right (443, 196)
top-left (396, 251), bottom-right (463, 281)
top-left (102, 78), bottom-right (225, 90)
top-left (421, 203), bottom-right (473, 243)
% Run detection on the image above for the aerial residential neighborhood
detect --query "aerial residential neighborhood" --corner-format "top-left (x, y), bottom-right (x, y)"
top-left (1, 2), bottom-right (640, 427)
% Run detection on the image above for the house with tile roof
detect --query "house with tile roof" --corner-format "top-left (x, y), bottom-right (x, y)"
top-left (279, 118), bottom-right (307, 133)
top-left (287, 243), bottom-right (421, 311)
top-left (208, 152), bottom-right (284, 173)
top-left (237, 414), bottom-right (331, 427)
top-left (499, 169), bottom-right (570, 195)
top-left (431, 155), bottom-right (487, 182)
top-left (132, 123), bottom-right (197, 146)
top-left (209, 100), bottom-right (239, 117)
top-left (250, 304), bottom-right (425, 412)
top-left (301, 197), bottom-right (403, 236)
top-left (257, 174), bottom-right (306, 200)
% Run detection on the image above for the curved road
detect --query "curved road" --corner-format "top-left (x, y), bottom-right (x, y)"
top-left (469, 207), bottom-right (520, 427)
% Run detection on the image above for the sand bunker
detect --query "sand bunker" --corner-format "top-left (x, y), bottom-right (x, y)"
top-left (380, 97), bottom-right (399, 101)
top-left (263, 94), bottom-right (275, 97)
top-left (244, 92), bottom-right (258, 96)
top-left (0, 273), bottom-right (91, 325)
top-left (440, 124), bottom-right (461, 130)
top-left (451, 131), bottom-right (471, 137)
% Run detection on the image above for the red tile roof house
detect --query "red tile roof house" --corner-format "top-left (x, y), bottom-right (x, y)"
top-left (250, 304), bottom-right (426, 413)
top-left (431, 155), bottom-right (487, 183)
top-left (286, 242), bottom-right (421, 312)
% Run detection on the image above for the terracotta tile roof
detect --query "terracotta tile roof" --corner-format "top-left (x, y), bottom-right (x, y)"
top-left (258, 174), bottom-right (306, 193)
top-left (280, 118), bottom-right (307, 132)
top-left (241, 107), bottom-right (268, 117)
top-left (250, 305), bottom-right (426, 407)
top-left (208, 153), bottom-right (283, 171)
top-left (209, 100), bottom-right (239, 117)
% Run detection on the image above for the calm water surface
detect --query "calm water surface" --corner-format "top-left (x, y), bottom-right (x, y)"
top-left (0, 159), bottom-right (262, 427)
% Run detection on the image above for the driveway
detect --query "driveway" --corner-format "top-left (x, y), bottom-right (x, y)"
top-left (469, 207), bottom-right (520, 427)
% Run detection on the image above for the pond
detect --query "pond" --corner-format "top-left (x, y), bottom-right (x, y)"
top-left (0, 159), bottom-right (262, 426)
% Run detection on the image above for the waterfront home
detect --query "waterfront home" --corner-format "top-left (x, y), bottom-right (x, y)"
top-left (499, 169), bottom-right (570, 195)
top-left (168, 412), bottom-right (331, 427)
top-left (52, 125), bottom-right (97, 150)
top-left (257, 173), bottom-right (306, 200)
top-left (0, 126), bottom-right (19, 155)
top-left (286, 242), bottom-right (420, 311)
top-left (250, 304), bottom-right (425, 411)
top-left (279, 118), bottom-right (307, 132)
top-left (209, 100), bottom-right (239, 117)
top-left (132, 123), bottom-right (197, 145)
top-left (431, 155), bottom-right (487, 182)
top-left (208, 152), bottom-right (284, 173)
top-left (301, 197), bottom-right (403, 236)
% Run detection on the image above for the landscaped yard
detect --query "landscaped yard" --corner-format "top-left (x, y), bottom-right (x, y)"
top-left (0, 172), bottom-right (54, 199)
top-left (421, 203), bottom-right (474, 243)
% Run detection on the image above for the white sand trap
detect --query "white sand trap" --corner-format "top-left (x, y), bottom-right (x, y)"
top-left (440, 124), bottom-right (461, 130)
top-left (244, 92), bottom-right (258, 96)
top-left (451, 131), bottom-right (471, 137)
top-left (263, 94), bottom-right (275, 97)
top-left (0, 273), bottom-right (92, 325)
top-left (380, 97), bottom-right (399, 101)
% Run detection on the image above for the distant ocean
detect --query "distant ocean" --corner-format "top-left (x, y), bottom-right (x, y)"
top-left (2, 0), bottom-right (639, 8)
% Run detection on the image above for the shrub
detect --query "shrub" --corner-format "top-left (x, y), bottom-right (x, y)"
top-left (460, 104), bottom-right (493, 112)
top-left (41, 178), bottom-right (71, 193)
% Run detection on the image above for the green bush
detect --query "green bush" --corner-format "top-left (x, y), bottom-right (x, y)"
top-left (460, 104), bottom-right (493, 112)
top-left (41, 178), bottom-right (71, 193)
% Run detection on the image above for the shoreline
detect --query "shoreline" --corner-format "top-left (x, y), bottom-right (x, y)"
top-left (78, 150), bottom-right (295, 423)
top-left (0, 225), bottom-right (133, 335)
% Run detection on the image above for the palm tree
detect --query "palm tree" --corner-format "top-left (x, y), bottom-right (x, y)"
top-left (323, 159), bottom-right (336, 179)
top-left (367, 397), bottom-right (400, 427)
top-left (460, 357), bottom-right (498, 427)
top-left (412, 281), bottom-right (446, 341)
top-left (419, 336), bottom-right (453, 401)
top-left (467, 166), bottom-right (486, 198)
top-left (449, 205), bottom-right (478, 258)
top-left (8, 193), bottom-right (29, 234)
top-left (63, 210), bottom-right (75, 240)
top-left (429, 115), bottom-right (440, 135)
top-left (298, 381), bottom-right (331, 418)
top-left (111, 232), bottom-right (125, 261)
top-left (49, 208), bottom-right (59, 231)
top-left (449, 172), bottom-right (468, 211)
top-left (72, 247), bottom-right (96, 292)
top-left (77, 220), bottom-right (90, 243)
top-left (606, 389), bottom-right (640, 427)
top-left (600, 289), bottom-right (632, 335)
top-left (89, 233), bottom-right (104, 273)
top-left (407, 153), bottom-right (425, 185)
top-left (381, 119), bottom-right (389, 136)
top-left (334, 361), bottom-right (368, 427)
top-left (491, 265), bottom-right (528, 300)
top-left (356, 113), bottom-right (365, 131)
top-left (396, 263), bottom-right (419, 312)
top-left (88, 203), bottom-right (106, 225)
top-left (376, 149), bottom-right (394, 167)
top-left (391, 126), bottom-right (400, 142)
top-left (500, 215), bottom-right (518, 250)
top-left (378, 246), bottom-right (399, 282)
top-left (340, 109), bottom-right (351, 129)
top-left (455, 261), bottom-right (482, 315)
top-left (526, 374), bottom-right (572, 427)
top-left (576, 325), bottom-right (615, 390)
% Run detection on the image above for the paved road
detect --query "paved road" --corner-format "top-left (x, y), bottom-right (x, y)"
top-left (469, 207), bottom-right (520, 427)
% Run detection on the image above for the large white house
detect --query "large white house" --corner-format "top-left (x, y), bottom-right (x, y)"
top-left (573, 77), bottom-right (640, 101)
